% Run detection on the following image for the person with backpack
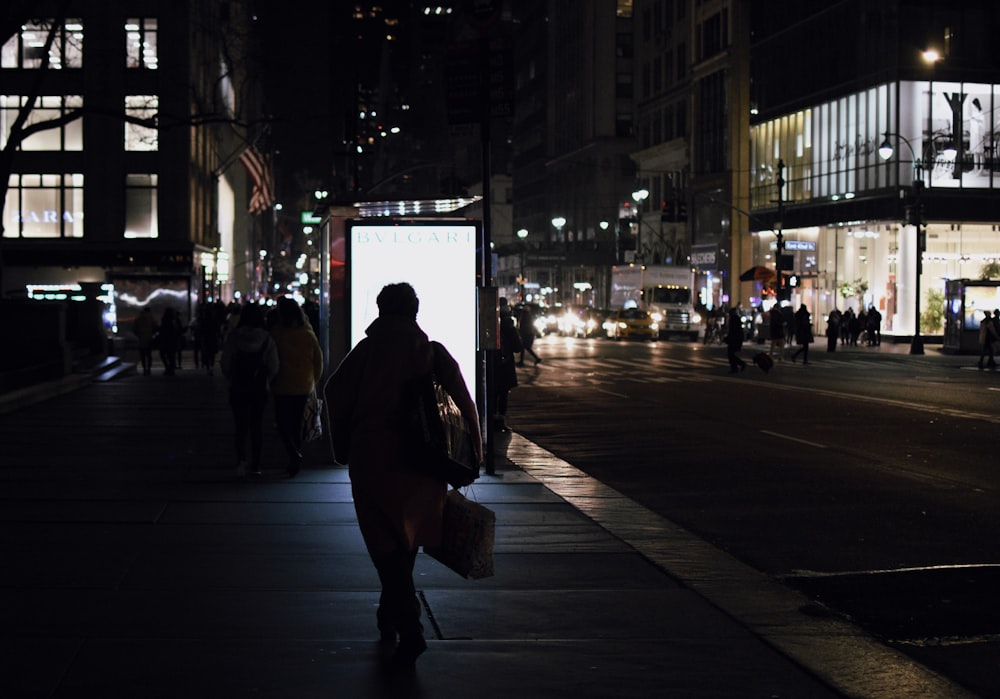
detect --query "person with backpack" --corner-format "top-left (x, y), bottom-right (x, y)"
top-left (221, 302), bottom-right (280, 477)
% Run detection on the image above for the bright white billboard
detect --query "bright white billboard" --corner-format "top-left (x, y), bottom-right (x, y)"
top-left (346, 220), bottom-right (481, 397)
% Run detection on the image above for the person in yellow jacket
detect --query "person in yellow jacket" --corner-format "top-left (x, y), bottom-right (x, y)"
top-left (270, 296), bottom-right (324, 476)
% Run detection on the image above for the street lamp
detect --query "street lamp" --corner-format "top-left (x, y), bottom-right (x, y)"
top-left (516, 228), bottom-right (528, 301)
top-left (629, 190), bottom-right (650, 262)
top-left (878, 131), bottom-right (925, 355)
top-left (551, 216), bottom-right (566, 236)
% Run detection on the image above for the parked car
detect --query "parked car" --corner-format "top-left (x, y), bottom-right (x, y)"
top-left (603, 308), bottom-right (659, 341)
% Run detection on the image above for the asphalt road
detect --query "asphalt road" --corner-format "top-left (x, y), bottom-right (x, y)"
top-left (505, 334), bottom-right (1000, 698)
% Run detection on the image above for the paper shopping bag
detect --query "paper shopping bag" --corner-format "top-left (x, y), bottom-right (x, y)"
top-left (425, 489), bottom-right (495, 579)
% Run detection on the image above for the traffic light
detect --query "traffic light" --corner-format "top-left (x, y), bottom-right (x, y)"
top-left (787, 273), bottom-right (800, 288)
top-left (677, 199), bottom-right (687, 222)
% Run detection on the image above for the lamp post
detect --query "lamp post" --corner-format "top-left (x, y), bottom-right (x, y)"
top-left (631, 189), bottom-right (649, 261)
top-left (551, 217), bottom-right (566, 304)
top-left (516, 228), bottom-right (528, 302)
top-left (878, 131), bottom-right (925, 355)
top-left (775, 160), bottom-right (786, 300)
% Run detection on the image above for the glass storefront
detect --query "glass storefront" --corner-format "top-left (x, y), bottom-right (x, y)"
top-left (748, 81), bottom-right (1000, 337)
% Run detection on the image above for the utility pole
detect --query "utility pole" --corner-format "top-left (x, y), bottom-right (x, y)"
top-left (775, 159), bottom-right (786, 299)
top-left (908, 161), bottom-right (925, 354)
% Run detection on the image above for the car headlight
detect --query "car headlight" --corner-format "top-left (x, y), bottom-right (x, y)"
top-left (650, 312), bottom-right (663, 323)
top-left (690, 312), bottom-right (702, 324)
top-left (618, 322), bottom-right (628, 329)
top-left (650, 322), bottom-right (659, 331)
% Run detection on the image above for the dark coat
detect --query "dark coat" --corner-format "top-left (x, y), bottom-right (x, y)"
top-left (725, 311), bottom-right (743, 350)
top-left (326, 315), bottom-right (480, 557)
top-left (794, 306), bottom-right (814, 345)
top-left (497, 315), bottom-right (523, 392)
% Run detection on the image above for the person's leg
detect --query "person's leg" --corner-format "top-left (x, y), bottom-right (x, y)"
top-left (374, 548), bottom-right (425, 664)
top-left (231, 394), bottom-right (249, 475)
top-left (248, 393), bottom-right (267, 474)
top-left (274, 394), bottom-right (306, 473)
top-left (496, 389), bottom-right (510, 430)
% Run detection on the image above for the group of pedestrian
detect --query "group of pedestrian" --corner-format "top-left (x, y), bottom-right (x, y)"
top-left (132, 301), bottom-right (232, 377)
top-left (835, 306), bottom-right (882, 347)
top-left (219, 296), bottom-right (324, 478)
top-left (727, 303), bottom-right (814, 372)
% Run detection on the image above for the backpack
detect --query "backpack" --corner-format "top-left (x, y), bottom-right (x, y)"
top-left (230, 341), bottom-right (268, 390)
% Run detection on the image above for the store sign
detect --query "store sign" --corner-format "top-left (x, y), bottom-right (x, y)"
top-left (690, 244), bottom-right (718, 270)
top-left (785, 240), bottom-right (815, 251)
top-left (13, 209), bottom-right (76, 223)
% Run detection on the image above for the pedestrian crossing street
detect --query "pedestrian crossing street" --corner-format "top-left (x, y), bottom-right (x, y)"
top-left (516, 351), bottom-right (912, 388)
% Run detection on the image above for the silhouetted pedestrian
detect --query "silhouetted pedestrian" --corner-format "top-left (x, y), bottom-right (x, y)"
top-left (195, 302), bottom-right (222, 375)
top-left (157, 308), bottom-right (182, 375)
top-left (326, 282), bottom-right (482, 669)
top-left (133, 307), bottom-right (156, 376)
top-left (221, 303), bottom-right (279, 477)
top-left (866, 306), bottom-right (882, 346)
top-left (826, 308), bottom-right (841, 352)
top-left (725, 308), bottom-right (747, 373)
top-left (517, 305), bottom-right (541, 365)
top-left (978, 310), bottom-right (998, 370)
top-left (496, 298), bottom-right (523, 431)
top-left (769, 303), bottom-right (786, 362)
top-left (269, 297), bottom-right (324, 476)
top-left (791, 304), bottom-right (813, 364)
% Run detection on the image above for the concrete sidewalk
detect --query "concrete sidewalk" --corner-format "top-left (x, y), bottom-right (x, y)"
top-left (0, 368), bottom-right (975, 698)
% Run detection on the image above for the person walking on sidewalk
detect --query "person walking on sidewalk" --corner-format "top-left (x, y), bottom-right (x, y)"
top-left (791, 304), bottom-right (814, 364)
top-left (496, 298), bottom-right (523, 431)
top-left (725, 308), bottom-right (747, 373)
top-left (769, 303), bottom-right (786, 362)
top-left (825, 308), bottom-right (841, 353)
top-left (269, 296), bottom-right (324, 476)
top-left (133, 307), bottom-right (156, 376)
top-left (221, 303), bottom-right (279, 477)
top-left (977, 309), bottom-right (999, 369)
top-left (326, 282), bottom-right (483, 670)
top-left (516, 305), bottom-right (541, 366)
top-left (157, 307), bottom-right (182, 375)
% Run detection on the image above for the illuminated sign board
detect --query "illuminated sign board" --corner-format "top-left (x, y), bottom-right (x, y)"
top-left (346, 220), bottom-right (481, 397)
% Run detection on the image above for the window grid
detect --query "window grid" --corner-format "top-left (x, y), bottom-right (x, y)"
top-left (125, 18), bottom-right (158, 70)
top-left (4, 174), bottom-right (84, 239)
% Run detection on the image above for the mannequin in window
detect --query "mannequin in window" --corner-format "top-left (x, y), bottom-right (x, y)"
top-left (970, 97), bottom-right (986, 174)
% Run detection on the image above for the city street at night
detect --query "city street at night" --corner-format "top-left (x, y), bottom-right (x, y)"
top-left (507, 333), bottom-right (1000, 697)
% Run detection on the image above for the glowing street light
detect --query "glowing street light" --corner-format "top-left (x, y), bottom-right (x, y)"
top-left (878, 131), bottom-right (925, 355)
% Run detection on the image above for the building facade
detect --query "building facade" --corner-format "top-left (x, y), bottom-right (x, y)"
top-left (748, 0), bottom-right (1000, 343)
top-left (506, 0), bottom-right (637, 308)
top-left (1, 1), bottom-right (265, 336)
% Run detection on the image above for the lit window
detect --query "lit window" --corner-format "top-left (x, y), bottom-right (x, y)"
top-left (125, 174), bottom-right (159, 239)
top-left (4, 173), bottom-right (84, 239)
top-left (125, 18), bottom-right (158, 69)
top-left (0, 95), bottom-right (83, 150)
top-left (125, 95), bottom-right (158, 151)
top-left (0, 20), bottom-right (83, 69)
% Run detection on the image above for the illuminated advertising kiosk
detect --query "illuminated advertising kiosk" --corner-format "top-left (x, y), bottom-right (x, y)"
top-left (343, 218), bottom-right (485, 408)
top-left (943, 279), bottom-right (1000, 354)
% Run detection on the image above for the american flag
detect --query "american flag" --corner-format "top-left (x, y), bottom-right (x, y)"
top-left (238, 145), bottom-right (274, 215)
